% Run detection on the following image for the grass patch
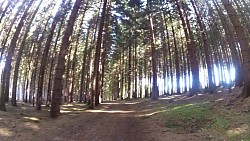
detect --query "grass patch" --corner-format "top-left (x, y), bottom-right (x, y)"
top-left (161, 102), bottom-right (250, 140)
top-left (163, 103), bottom-right (211, 133)
top-left (207, 115), bottom-right (230, 132)
top-left (162, 102), bottom-right (231, 133)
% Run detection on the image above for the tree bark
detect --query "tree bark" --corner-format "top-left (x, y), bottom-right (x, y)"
top-left (0, 0), bottom-right (34, 111)
top-left (0, 0), bottom-right (11, 24)
top-left (50, 0), bottom-right (83, 118)
top-left (221, 0), bottom-right (250, 98)
top-left (148, 12), bottom-right (159, 100)
top-left (90, 0), bottom-right (108, 108)
top-left (190, 0), bottom-right (216, 93)
top-left (37, 0), bottom-right (67, 110)
top-left (12, 0), bottom-right (42, 107)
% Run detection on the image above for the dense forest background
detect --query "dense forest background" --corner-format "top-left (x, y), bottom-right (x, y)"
top-left (0, 0), bottom-right (249, 118)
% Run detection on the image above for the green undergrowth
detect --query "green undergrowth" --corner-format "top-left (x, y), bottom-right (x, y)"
top-left (162, 103), bottom-right (212, 133)
top-left (160, 102), bottom-right (250, 140)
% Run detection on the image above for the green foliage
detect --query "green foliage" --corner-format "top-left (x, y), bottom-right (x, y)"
top-left (161, 102), bottom-right (250, 140)
top-left (207, 115), bottom-right (230, 132)
top-left (162, 103), bottom-right (211, 132)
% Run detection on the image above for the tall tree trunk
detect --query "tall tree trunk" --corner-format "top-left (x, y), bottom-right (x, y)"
top-left (79, 24), bottom-right (92, 102)
top-left (134, 39), bottom-right (138, 98)
top-left (171, 24), bottom-right (180, 94)
top-left (148, 12), bottom-right (159, 100)
top-left (175, 0), bottom-right (199, 95)
top-left (90, 0), bottom-right (107, 108)
top-left (0, 1), bottom-right (11, 24)
top-left (85, 20), bottom-right (98, 104)
top-left (160, 11), bottom-right (168, 95)
top-left (180, 35), bottom-right (187, 93)
top-left (46, 17), bottom-right (65, 107)
top-left (164, 11), bottom-right (173, 95)
top-left (70, 10), bottom-right (86, 103)
top-left (0, 0), bottom-right (34, 111)
top-left (37, 0), bottom-right (67, 110)
top-left (128, 38), bottom-right (132, 99)
top-left (211, 0), bottom-right (243, 86)
top-left (12, 0), bottom-right (42, 106)
top-left (221, 0), bottom-right (250, 98)
top-left (0, 1), bottom-right (25, 61)
top-left (190, 0), bottom-right (216, 93)
top-left (50, 0), bottom-right (83, 118)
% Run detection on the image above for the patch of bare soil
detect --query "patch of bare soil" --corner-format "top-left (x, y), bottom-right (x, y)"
top-left (0, 86), bottom-right (248, 141)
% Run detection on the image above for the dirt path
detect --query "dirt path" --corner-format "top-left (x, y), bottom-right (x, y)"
top-left (0, 99), bottom-right (205, 141)
top-left (50, 101), bottom-right (143, 141)
top-left (31, 100), bottom-right (203, 141)
top-left (1, 87), bottom-right (249, 141)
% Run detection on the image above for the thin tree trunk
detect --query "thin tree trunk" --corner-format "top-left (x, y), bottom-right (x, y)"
top-left (0, 1), bottom-right (25, 61)
top-left (128, 40), bottom-right (132, 99)
top-left (0, 0), bottom-right (34, 111)
top-left (148, 12), bottom-right (159, 100)
top-left (90, 0), bottom-right (108, 108)
top-left (163, 11), bottom-right (173, 95)
top-left (79, 24), bottom-right (92, 102)
top-left (37, 0), bottom-right (67, 110)
top-left (12, 0), bottom-right (42, 106)
top-left (171, 24), bottom-right (180, 94)
top-left (0, 1), bottom-right (11, 24)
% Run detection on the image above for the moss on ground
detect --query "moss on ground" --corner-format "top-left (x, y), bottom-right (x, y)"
top-left (162, 103), bottom-right (212, 133)
top-left (160, 102), bottom-right (250, 140)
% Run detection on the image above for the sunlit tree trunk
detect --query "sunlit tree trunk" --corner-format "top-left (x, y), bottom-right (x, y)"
top-left (86, 17), bottom-right (99, 104)
top-left (180, 35), bottom-right (187, 93)
top-left (90, 0), bottom-right (108, 108)
top-left (148, 8), bottom-right (159, 100)
top-left (37, 0), bottom-right (67, 110)
top-left (134, 40), bottom-right (138, 98)
top-left (163, 11), bottom-right (173, 95)
top-left (100, 5), bottom-right (111, 101)
top-left (46, 17), bottom-right (65, 107)
top-left (171, 23), bottom-right (180, 94)
top-left (12, 0), bottom-right (42, 106)
top-left (144, 54), bottom-right (149, 98)
top-left (79, 23), bottom-right (92, 102)
top-left (50, 0), bottom-right (83, 118)
top-left (181, 2), bottom-right (200, 95)
top-left (160, 11), bottom-right (168, 95)
top-left (234, 0), bottom-right (250, 34)
top-left (221, 0), bottom-right (250, 98)
top-left (190, 0), bottom-right (216, 93)
top-left (0, 0), bottom-right (34, 111)
top-left (211, 0), bottom-right (243, 86)
top-left (0, 0), bottom-right (11, 24)
top-left (128, 40), bottom-right (132, 99)
top-left (0, 1), bottom-right (25, 61)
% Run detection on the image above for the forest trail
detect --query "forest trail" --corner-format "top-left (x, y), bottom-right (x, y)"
top-left (40, 100), bottom-right (202, 141)
top-left (1, 87), bottom-right (250, 141)
top-left (0, 99), bottom-right (203, 141)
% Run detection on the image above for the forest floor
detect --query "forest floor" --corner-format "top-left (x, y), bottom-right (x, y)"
top-left (1, 87), bottom-right (250, 141)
